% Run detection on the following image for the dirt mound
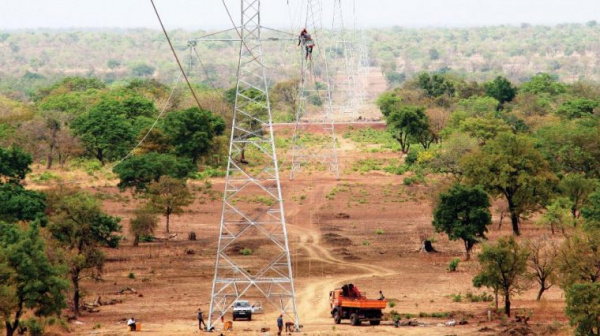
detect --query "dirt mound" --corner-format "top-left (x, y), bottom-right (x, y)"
top-left (335, 212), bottom-right (351, 219)
top-left (319, 212), bottom-right (351, 221)
top-left (322, 233), bottom-right (352, 246)
top-left (478, 326), bottom-right (496, 333)
top-left (500, 323), bottom-right (536, 336)
top-left (332, 247), bottom-right (361, 260)
top-left (321, 225), bottom-right (342, 232)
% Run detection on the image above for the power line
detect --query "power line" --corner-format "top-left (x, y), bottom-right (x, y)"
top-left (149, 0), bottom-right (203, 110)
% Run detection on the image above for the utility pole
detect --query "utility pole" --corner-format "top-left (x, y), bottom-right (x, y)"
top-left (290, 0), bottom-right (339, 180)
top-left (207, 0), bottom-right (299, 330)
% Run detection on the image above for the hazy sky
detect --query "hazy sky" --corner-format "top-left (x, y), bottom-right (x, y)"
top-left (1, 0), bottom-right (600, 30)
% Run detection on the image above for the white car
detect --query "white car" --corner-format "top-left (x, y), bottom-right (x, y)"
top-left (232, 300), bottom-right (253, 321)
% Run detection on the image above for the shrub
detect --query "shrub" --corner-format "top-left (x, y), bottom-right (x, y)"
top-left (128, 271), bottom-right (135, 279)
top-left (21, 318), bottom-right (44, 336)
top-left (139, 234), bottom-right (155, 242)
top-left (389, 300), bottom-right (397, 308)
top-left (362, 240), bottom-right (371, 246)
top-left (464, 291), bottom-right (494, 302)
top-left (240, 248), bottom-right (253, 256)
top-left (405, 149), bottom-right (420, 165)
top-left (375, 228), bottom-right (385, 235)
top-left (447, 258), bottom-right (461, 272)
top-left (451, 293), bottom-right (462, 302)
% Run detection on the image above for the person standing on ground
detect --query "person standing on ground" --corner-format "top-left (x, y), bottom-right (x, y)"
top-left (277, 314), bottom-right (284, 336)
top-left (378, 290), bottom-right (385, 300)
top-left (127, 317), bottom-right (136, 331)
top-left (197, 308), bottom-right (207, 330)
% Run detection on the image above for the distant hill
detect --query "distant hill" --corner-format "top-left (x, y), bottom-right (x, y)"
top-left (1, 23), bottom-right (600, 97)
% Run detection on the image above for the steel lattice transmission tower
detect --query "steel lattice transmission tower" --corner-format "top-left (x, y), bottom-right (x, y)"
top-left (331, 0), bottom-right (362, 119)
top-left (290, 0), bottom-right (339, 180)
top-left (208, 0), bottom-right (299, 330)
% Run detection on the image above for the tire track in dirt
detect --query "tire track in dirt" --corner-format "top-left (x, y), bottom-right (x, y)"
top-left (287, 181), bottom-right (395, 323)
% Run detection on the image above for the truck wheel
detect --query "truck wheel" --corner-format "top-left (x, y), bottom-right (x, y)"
top-left (350, 313), bottom-right (360, 326)
top-left (233, 316), bottom-right (236, 321)
top-left (333, 312), bottom-right (341, 324)
top-left (248, 314), bottom-right (252, 321)
top-left (369, 320), bottom-right (380, 326)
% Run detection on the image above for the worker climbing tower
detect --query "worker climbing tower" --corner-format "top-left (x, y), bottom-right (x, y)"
top-left (208, 0), bottom-right (299, 330)
top-left (289, 0), bottom-right (339, 180)
top-left (331, 0), bottom-right (362, 119)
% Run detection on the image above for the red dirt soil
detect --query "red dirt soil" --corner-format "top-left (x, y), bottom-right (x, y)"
top-left (38, 69), bottom-right (570, 336)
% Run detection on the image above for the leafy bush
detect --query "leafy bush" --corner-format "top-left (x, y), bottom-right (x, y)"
top-left (240, 248), bottom-right (253, 256)
top-left (405, 149), bottom-right (420, 165)
top-left (375, 229), bottom-right (385, 235)
top-left (403, 176), bottom-right (419, 185)
top-left (447, 258), bottom-right (461, 272)
top-left (451, 293), bottom-right (462, 302)
top-left (465, 291), bottom-right (494, 303)
top-left (128, 271), bottom-right (135, 279)
top-left (139, 234), bottom-right (155, 242)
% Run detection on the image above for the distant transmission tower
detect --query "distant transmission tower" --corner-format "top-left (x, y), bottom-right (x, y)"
top-left (207, 0), bottom-right (299, 330)
top-left (290, 0), bottom-right (339, 180)
top-left (331, 0), bottom-right (361, 119)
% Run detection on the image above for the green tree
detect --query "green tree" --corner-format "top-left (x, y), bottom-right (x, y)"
top-left (386, 105), bottom-right (430, 153)
top-left (107, 59), bottom-right (121, 70)
top-left (417, 73), bottom-right (455, 98)
top-left (428, 48), bottom-right (440, 60)
top-left (33, 76), bottom-right (106, 102)
top-left (269, 79), bottom-right (299, 121)
top-left (113, 153), bottom-right (195, 192)
top-left (0, 146), bottom-right (32, 184)
top-left (425, 134), bottom-right (478, 181)
top-left (484, 76), bottom-right (517, 108)
top-left (473, 236), bottom-right (530, 316)
top-left (536, 121), bottom-right (600, 178)
top-left (461, 133), bottom-right (556, 235)
top-left (581, 190), bottom-right (600, 225)
top-left (556, 227), bottom-right (600, 288)
top-left (520, 73), bottom-right (567, 95)
top-left (560, 174), bottom-right (597, 218)
top-left (556, 98), bottom-right (599, 119)
top-left (71, 100), bottom-right (135, 165)
top-left (129, 205), bottom-right (159, 247)
top-left (0, 222), bottom-right (68, 336)
top-left (163, 107), bottom-right (226, 164)
top-left (565, 283), bottom-right (600, 336)
top-left (433, 184), bottom-right (492, 260)
top-left (376, 91), bottom-right (402, 118)
top-left (458, 117), bottom-right (512, 145)
top-left (0, 184), bottom-right (46, 225)
top-left (47, 190), bottom-right (121, 315)
top-left (147, 176), bottom-right (193, 233)
top-left (538, 197), bottom-right (575, 235)
top-left (130, 64), bottom-right (155, 77)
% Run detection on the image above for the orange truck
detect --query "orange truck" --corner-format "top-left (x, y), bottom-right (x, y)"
top-left (329, 284), bottom-right (387, 326)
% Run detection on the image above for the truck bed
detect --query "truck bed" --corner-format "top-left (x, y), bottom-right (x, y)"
top-left (337, 297), bottom-right (387, 309)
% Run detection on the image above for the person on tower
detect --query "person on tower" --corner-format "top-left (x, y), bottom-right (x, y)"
top-left (298, 28), bottom-right (315, 60)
